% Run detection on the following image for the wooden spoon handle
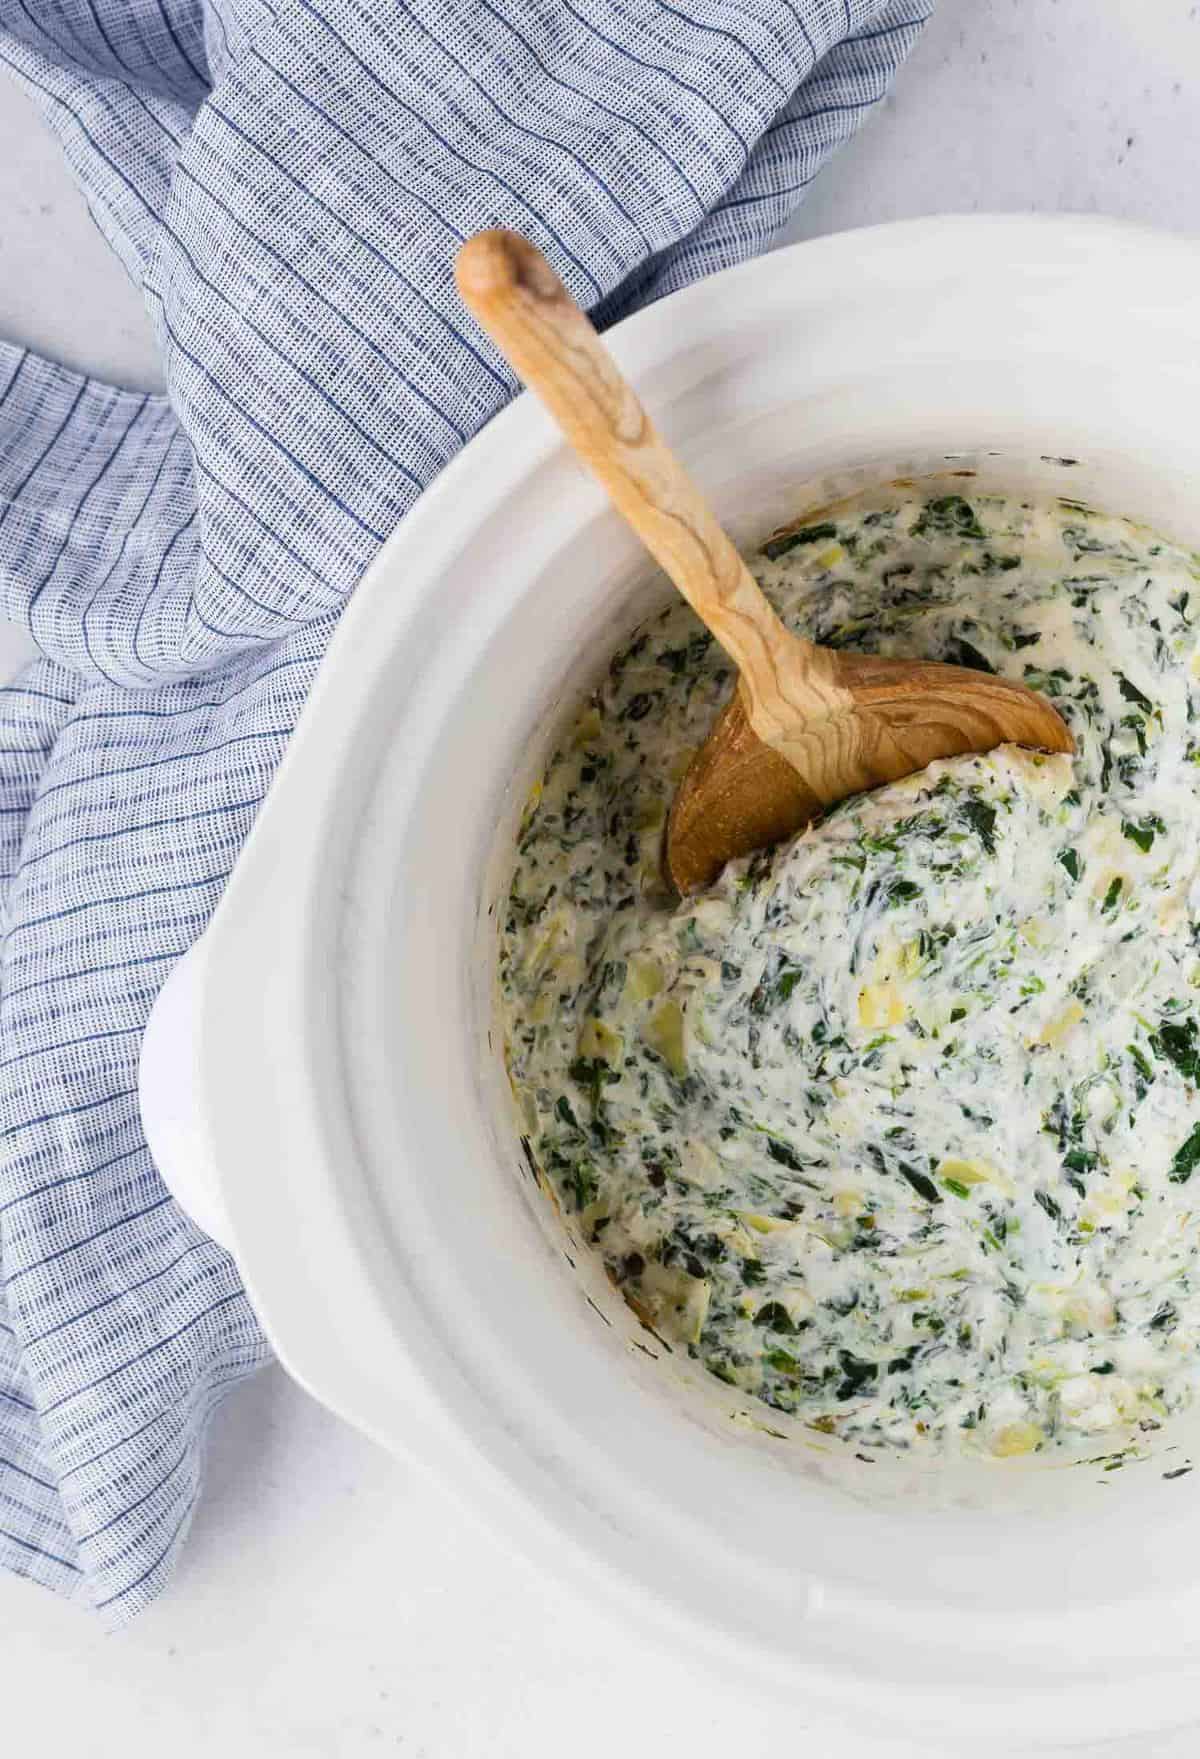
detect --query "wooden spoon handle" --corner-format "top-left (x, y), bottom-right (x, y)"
top-left (455, 230), bottom-right (851, 740)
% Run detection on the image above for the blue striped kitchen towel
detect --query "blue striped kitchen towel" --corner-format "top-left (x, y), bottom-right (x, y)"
top-left (0, 0), bottom-right (928, 1623)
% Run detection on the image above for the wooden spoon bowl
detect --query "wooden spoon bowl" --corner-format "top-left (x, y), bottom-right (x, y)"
top-left (668, 650), bottom-right (1073, 892)
top-left (455, 231), bottom-right (1074, 895)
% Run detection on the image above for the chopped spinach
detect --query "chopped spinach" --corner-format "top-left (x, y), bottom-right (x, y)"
top-left (886, 878), bottom-right (923, 908)
top-left (765, 1136), bottom-right (804, 1171)
top-left (942, 637), bottom-right (996, 674)
top-left (961, 798), bottom-right (997, 854)
top-left (1035, 1189), bottom-right (1063, 1223)
top-left (762, 521), bottom-right (837, 560)
top-left (836, 1350), bottom-right (879, 1400)
top-left (1122, 813), bottom-right (1165, 853)
top-left (899, 1164), bottom-right (941, 1205)
top-left (913, 495), bottom-right (987, 540)
top-left (1117, 672), bottom-right (1154, 712)
top-left (1170, 1123), bottom-right (1200, 1183)
top-left (1155, 1017), bottom-right (1200, 1084)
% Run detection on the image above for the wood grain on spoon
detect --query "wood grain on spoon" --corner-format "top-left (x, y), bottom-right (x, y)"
top-left (455, 230), bottom-right (1074, 894)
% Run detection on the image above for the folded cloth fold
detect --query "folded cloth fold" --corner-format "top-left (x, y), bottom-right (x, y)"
top-left (0, 0), bottom-right (928, 1622)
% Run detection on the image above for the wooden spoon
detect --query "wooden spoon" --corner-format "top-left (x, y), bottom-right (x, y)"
top-left (455, 231), bottom-right (1074, 894)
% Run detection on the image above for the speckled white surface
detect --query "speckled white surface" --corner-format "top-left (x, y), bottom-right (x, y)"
top-left (2, 4), bottom-right (1200, 1754)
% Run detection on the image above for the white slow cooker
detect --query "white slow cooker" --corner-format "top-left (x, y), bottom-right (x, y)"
top-left (140, 216), bottom-right (1200, 1745)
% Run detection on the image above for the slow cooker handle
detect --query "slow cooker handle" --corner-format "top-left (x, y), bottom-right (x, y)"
top-left (139, 939), bottom-right (237, 1252)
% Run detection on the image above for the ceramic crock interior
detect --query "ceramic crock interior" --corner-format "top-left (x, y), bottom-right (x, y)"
top-left (478, 444), bottom-right (1200, 1500)
top-left (330, 246), bottom-right (1200, 1694)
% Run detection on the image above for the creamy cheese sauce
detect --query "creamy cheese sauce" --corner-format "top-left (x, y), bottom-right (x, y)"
top-left (497, 489), bottom-right (1200, 1463)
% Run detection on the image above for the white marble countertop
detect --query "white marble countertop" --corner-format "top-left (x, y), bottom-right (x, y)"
top-left (2, 3), bottom-right (1200, 1754)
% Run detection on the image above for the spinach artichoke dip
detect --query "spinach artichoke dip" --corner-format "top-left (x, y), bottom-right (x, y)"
top-left (498, 488), bottom-right (1200, 1464)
